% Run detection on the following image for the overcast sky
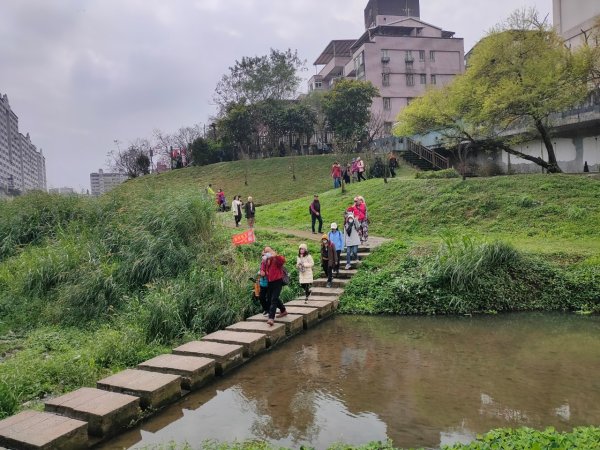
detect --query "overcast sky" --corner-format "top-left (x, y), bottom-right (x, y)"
top-left (0, 0), bottom-right (552, 192)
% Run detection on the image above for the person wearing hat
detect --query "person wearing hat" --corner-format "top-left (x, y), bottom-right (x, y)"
top-left (328, 222), bottom-right (343, 275)
top-left (296, 243), bottom-right (314, 302)
top-left (309, 194), bottom-right (323, 234)
top-left (344, 212), bottom-right (361, 269)
top-left (320, 234), bottom-right (337, 288)
top-left (245, 196), bottom-right (256, 228)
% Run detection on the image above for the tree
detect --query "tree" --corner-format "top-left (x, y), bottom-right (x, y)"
top-left (110, 141), bottom-right (151, 179)
top-left (323, 79), bottom-right (379, 153)
top-left (395, 9), bottom-right (598, 173)
top-left (214, 49), bottom-right (306, 115)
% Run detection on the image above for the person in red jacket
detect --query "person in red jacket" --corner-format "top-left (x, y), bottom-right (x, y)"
top-left (331, 161), bottom-right (342, 189)
top-left (260, 247), bottom-right (288, 326)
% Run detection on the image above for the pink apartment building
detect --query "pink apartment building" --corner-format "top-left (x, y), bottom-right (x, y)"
top-left (309, 0), bottom-right (465, 136)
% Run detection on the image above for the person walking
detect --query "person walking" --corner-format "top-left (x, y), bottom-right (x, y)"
top-left (245, 196), bottom-right (256, 228)
top-left (356, 157), bottom-right (366, 182)
top-left (343, 163), bottom-right (352, 184)
top-left (262, 248), bottom-right (288, 326)
top-left (232, 195), bottom-right (243, 227)
top-left (344, 212), bottom-right (361, 269)
top-left (328, 222), bottom-right (343, 275)
top-left (206, 184), bottom-right (215, 197)
top-left (331, 161), bottom-right (342, 189)
top-left (296, 244), bottom-right (314, 302)
top-left (389, 153), bottom-right (398, 178)
top-left (320, 234), bottom-right (337, 288)
top-left (309, 194), bottom-right (323, 234)
top-left (351, 158), bottom-right (358, 182)
top-left (258, 248), bottom-right (271, 315)
top-left (357, 196), bottom-right (369, 243)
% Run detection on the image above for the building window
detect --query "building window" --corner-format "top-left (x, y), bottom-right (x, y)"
top-left (383, 97), bottom-right (391, 110)
top-left (419, 50), bottom-right (425, 61)
top-left (384, 122), bottom-right (393, 135)
top-left (381, 49), bottom-right (390, 63)
top-left (431, 74), bottom-right (437, 85)
top-left (382, 73), bottom-right (390, 86)
top-left (406, 74), bottom-right (414, 86)
top-left (420, 74), bottom-right (427, 84)
top-left (355, 51), bottom-right (365, 79)
top-left (405, 50), bottom-right (414, 62)
top-left (430, 50), bottom-right (436, 62)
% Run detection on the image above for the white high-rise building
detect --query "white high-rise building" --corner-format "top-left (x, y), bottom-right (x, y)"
top-left (0, 92), bottom-right (46, 194)
top-left (90, 169), bottom-right (128, 196)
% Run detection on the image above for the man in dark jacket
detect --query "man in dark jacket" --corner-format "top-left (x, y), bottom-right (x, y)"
top-left (310, 194), bottom-right (323, 234)
top-left (245, 196), bottom-right (256, 228)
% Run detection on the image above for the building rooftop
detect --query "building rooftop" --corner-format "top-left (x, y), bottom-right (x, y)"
top-left (313, 40), bottom-right (357, 65)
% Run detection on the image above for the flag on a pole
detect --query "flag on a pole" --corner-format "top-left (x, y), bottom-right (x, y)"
top-left (232, 229), bottom-right (256, 246)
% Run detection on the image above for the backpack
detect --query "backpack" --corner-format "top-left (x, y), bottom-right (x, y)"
top-left (281, 266), bottom-right (290, 286)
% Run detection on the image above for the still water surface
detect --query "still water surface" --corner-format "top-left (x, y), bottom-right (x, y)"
top-left (102, 314), bottom-right (600, 449)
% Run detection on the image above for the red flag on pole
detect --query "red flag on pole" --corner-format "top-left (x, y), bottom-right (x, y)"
top-left (232, 229), bottom-right (256, 246)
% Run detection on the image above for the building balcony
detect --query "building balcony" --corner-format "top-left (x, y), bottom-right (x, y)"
top-left (318, 56), bottom-right (351, 81)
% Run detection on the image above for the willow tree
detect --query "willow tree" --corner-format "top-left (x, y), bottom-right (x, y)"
top-left (395, 9), bottom-right (599, 173)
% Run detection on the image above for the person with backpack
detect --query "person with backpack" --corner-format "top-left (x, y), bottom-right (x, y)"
top-left (261, 247), bottom-right (288, 326)
top-left (328, 222), bottom-right (343, 275)
top-left (320, 234), bottom-right (337, 288)
top-left (309, 194), bottom-right (323, 234)
top-left (232, 195), bottom-right (243, 227)
top-left (389, 153), bottom-right (398, 178)
top-left (344, 212), bottom-right (361, 270)
top-left (245, 196), bottom-right (256, 228)
top-left (296, 243), bottom-right (314, 302)
top-left (216, 189), bottom-right (225, 211)
top-left (357, 196), bottom-right (369, 243)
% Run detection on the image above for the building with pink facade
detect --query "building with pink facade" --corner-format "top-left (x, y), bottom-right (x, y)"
top-left (309, 0), bottom-right (464, 136)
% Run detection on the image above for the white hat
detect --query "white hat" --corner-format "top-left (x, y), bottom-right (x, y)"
top-left (330, 222), bottom-right (338, 229)
top-left (299, 243), bottom-right (308, 250)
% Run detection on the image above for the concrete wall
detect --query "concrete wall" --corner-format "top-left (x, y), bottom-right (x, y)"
top-left (554, 0), bottom-right (600, 47)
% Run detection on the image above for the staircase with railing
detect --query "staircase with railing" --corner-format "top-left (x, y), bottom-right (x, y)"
top-left (404, 137), bottom-right (450, 171)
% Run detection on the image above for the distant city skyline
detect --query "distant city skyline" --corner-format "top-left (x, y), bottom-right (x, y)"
top-left (0, 0), bottom-right (552, 191)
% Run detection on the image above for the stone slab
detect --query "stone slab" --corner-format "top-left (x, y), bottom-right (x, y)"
top-left (286, 300), bottom-right (334, 318)
top-left (172, 341), bottom-right (244, 375)
top-left (310, 287), bottom-right (344, 297)
top-left (281, 306), bottom-right (319, 328)
top-left (137, 354), bottom-right (215, 391)
top-left (0, 411), bottom-right (88, 450)
top-left (97, 369), bottom-right (181, 410)
top-left (335, 269), bottom-right (358, 279)
top-left (313, 278), bottom-right (350, 288)
top-left (302, 295), bottom-right (340, 308)
top-left (201, 330), bottom-right (266, 357)
top-left (246, 313), bottom-right (304, 335)
top-left (225, 321), bottom-right (286, 347)
top-left (44, 387), bottom-right (139, 438)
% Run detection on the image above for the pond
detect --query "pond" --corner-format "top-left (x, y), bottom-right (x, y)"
top-left (101, 314), bottom-right (600, 449)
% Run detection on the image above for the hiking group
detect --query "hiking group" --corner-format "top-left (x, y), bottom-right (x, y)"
top-left (206, 184), bottom-right (256, 228)
top-left (330, 153), bottom-right (399, 187)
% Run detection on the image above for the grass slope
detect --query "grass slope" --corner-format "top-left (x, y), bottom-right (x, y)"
top-left (116, 154), bottom-right (414, 207)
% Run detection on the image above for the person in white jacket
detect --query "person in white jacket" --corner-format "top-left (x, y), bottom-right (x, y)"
top-left (344, 213), bottom-right (361, 269)
top-left (296, 243), bottom-right (314, 302)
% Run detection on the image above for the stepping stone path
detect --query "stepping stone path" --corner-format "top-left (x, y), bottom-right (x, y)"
top-left (0, 242), bottom-right (378, 449)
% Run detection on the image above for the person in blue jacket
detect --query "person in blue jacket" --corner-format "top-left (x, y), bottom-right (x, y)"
top-left (328, 222), bottom-right (343, 275)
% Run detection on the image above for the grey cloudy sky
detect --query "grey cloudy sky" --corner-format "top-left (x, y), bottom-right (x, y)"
top-left (0, 0), bottom-right (551, 192)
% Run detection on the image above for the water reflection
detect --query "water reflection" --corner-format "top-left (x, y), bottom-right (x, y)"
top-left (103, 314), bottom-right (600, 449)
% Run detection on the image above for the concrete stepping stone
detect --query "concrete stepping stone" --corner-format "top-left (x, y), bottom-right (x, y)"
top-left (286, 300), bottom-right (335, 318)
top-left (280, 306), bottom-right (319, 328)
top-left (0, 410), bottom-right (88, 450)
top-left (137, 354), bottom-right (215, 391)
top-left (97, 369), bottom-right (181, 410)
top-left (313, 278), bottom-right (350, 288)
top-left (310, 287), bottom-right (344, 297)
top-left (201, 330), bottom-right (266, 358)
top-left (172, 341), bottom-right (244, 375)
top-left (225, 321), bottom-right (286, 347)
top-left (44, 387), bottom-right (139, 438)
top-left (335, 269), bottom-right (358, 279)
top-left (302, 295), bottom-right (340, 306)
top-left (246, 313), bottom-right (304, 335)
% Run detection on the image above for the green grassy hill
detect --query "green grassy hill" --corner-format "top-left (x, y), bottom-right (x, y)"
top-left (120, 154), bottom-right (414, 206)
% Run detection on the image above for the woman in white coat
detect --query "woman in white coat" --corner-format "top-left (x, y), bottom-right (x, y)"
top-left (344, 212), bottom-right (361, 269)
top-left (296, 243), bottom-right (314, 302)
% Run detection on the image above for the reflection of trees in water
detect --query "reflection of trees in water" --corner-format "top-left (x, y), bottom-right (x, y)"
top-left (231, 315), bottom-right (600, 449)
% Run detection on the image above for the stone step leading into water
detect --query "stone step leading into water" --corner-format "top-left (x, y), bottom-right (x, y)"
top-left (137, 354), bottom-right (216, 391)
top-left (97, 369), bottom-right (181, 410)
top-left (44, 387), bottom-right (140, 439)
top-left (286, 299), bottom-right (336, 318)
top-left (310, 287), bottom-right (344, 297)
top-left (0, 410), bottom-right (88, 450)
top-left (172, 341), bottom-right (244, 376)
top-left (246, 313), bottom-right (304, 335)
top-left (201, 330), bottom-right (266, 358)
top-left (225, 321), bottom-right (286, 347)
top-left (280, 306), bottom-right (320, 328)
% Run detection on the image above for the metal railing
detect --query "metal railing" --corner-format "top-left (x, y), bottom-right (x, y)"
top-left (406, 137), bottom-right (450, 170)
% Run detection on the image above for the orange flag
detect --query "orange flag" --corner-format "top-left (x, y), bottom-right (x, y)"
top-left (232, 229), bottom-right (256, 246)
